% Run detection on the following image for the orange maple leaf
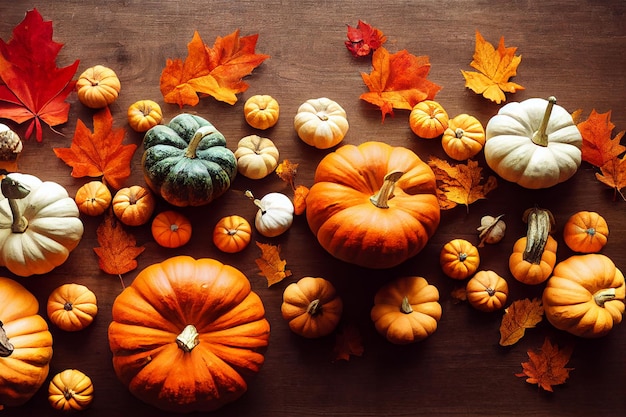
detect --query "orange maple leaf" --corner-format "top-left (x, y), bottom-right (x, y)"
top-left (577, 109), bottom-right (626, 168)
top-left (428, 157), bottom-right (498, 211)
top-left (160, 30), bottom-right (269, 107)
top-left (461, 30), bottom-right (524, 104)
top-left (499, 298), bottom-right (544, 346)
top-left (332, 323), bottom-right (364, 362)
top-left (93, 212), bottom-right (145, 277)
top-left (516, 337), bottom-right (574, 392)
top-left (360, 46), bottom-right (442, 121)
top-left (53, 107), bottom-right (136, 190)
top-left (255, 241), bottom-right (292, 287)
top-left (275, 159), bottom-right (309, 215)
top-left (595, 155), bottom-right (626, 201)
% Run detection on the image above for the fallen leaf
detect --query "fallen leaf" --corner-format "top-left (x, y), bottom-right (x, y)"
top-left (360, 47), bottom-right (442, 121)
top-left (0, 8), bottom-right (79, 141)
top-left (450, 286), bottom-right (467, 303)
top-left (53, 107), bottom-right (136, 190)
top-left (332, 323), bottom-right (364, 362)
top-left (345, 20), bottom-right (387, 58)
top-left (461, 30), bottom-right (524, 104)
top-left (160, 29), bottom-right (269, 107)
top-left (428, 157), bottom-right (498, 211)
top-left (499, 298), bottom-right (544, 346)
top-left (276, 159), bottom-right (309, 215)
top-left (516, 337), bottom-right (574, 392)
top-left (293, 184), bottom-right (309, 215)
top-left (595, 155), bottom-right (626, 201)
top-left (93, 212), bottom-right (145, 276)
top-left (255, 241), bottom-right (292, 287)
top-left (577, 109), bottom-right (626, 168)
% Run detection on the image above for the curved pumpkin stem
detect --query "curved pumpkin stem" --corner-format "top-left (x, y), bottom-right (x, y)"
top-left (184, 126), bottom-right (217, 159)
top-left (176, 324), bottom-right (200, 353)
top-left (400, 296), bottom-right (414, 314)
top-left (593, 288), bottom-right (619, 307)
top-left (521, 207), bottom-right (554, 264)
top-left (370, 171), bottom-right (404, 209)
top-left (531, 96), bottom-right (557, 147)
top-left (0, 321), bottom-right (14, 357)
top-left (307, 299), bottom-right (323, 316)
top-left (245, 190), bottom-right (265, 214)
top-left (1, 176), bottom-right (30, 233)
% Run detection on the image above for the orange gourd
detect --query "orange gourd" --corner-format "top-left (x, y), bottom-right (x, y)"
top-left (112, 185), bottom-right (156, 226)
top-left (47, 283), bottom-right (98, 332)
top-left (306, 141), bottom-right (440, 269)
top-left (75, 180), bottom-right (112, 216)
top-left (281, 277), bottom-right (343, 338)
top-left (466, 270), bottom-right (508, 312)
top-left (76, 65), bottom-right (121, 109)
top-left (409, 100), bottom-right (449, 139)
top-left (563, 211), bottom-right (609, 253)
top-left (108, 256), bottom-right (270, 413)
top-left (212, 215), bottom-right (252, 253)
top-left (543, 254), bottom-right (625, 338)
top-left (440, 238), bottom-right (480, 280)
top-left (127, 100), bottom-right (163, 132)
top-left (441, 114), bottom-right (485, 160)
top-left (48, 369), bottom-right (94, 411)
top-left (151, 210), bottom-right (192, 248)
top-left (244, 95), bottom-right (280, 130)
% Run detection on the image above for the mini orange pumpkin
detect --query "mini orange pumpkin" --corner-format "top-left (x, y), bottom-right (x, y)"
top-left (127, 99), bottom-right (163, 132)
top-left (75, 180), bottom-right (112, 216)
top-left (281, 277), bottom-right (343, 338)
top-left (466, 270), bottom-right (508, 312)
top-left (112, 185), bottom-right (156, 226)
top-left (76, 65), bottom-right (121, 109)
top-left (441, 114), bottom-right (485, 160)
top-left (440, 238), bottom-right (480, 280)
top-left (409, 100), bottom-right (449, 139)
top-left (563, 211), bottom-right (609, 253)
top-left (244, 95), bottom-right (280, 130)
top-left (47, 283), bottom-right (98, 332)
top-left (151, 210), bottom-right (192, 248)
top-left (212, 215), bottom-right (252, 253)
top-left (48, 369), bottom-right (94, 411)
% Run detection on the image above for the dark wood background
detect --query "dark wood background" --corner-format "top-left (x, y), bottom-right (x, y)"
top-left (1, 1), bottom-right (625, 416)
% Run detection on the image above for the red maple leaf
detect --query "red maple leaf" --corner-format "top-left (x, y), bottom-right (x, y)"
top-left (0, 8), bottom-right (79, 141)
top-left (345, 20), bottom-right (387, 58)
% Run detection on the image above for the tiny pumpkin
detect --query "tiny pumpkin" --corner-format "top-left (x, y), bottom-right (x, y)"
top-left (466, 270), bottom-right (508, 312)
top-left (112, 185), bottom-right (156, 226)
top-left (440, 238), bottom-right (480, 280)
top-left (281, 277), bottom-right (343, 338)
top-left (234, 135), bottom-right (280, 180)
top-left (441, 114), bottom-right (485, 160)
top-left (294, 97), bottom-right (349, 149)
top-left (76, 65), bottom-right (121, 109)
top-left (127, 100), bottom-right (163, 132)
top-left (247, 191), bottom-right (294, 237)
top-left (75, 180), bottom-right (112, 216)
top-left (151, 210), bottom-right (192, 248)
top-left (47, 283), bottom-right (98, 332)
top-left (563, 211), bottom-right (609, 253)
top-left (213, 215), bottom-right (252, 253)
top-left (244, 95), bottom-right (280, 130)
top-left (370, 276), bottom-right (442, 345)
top-left (409, 100), bottom-right (449, 139)
top-left (48, 369), bottom-right (94, 412)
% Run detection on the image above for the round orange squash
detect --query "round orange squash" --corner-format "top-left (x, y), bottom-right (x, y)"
top-left (466, 270), bottom-right (508, 312)
top-left (47, 283), bottom-right (98, 332)
top-left (112, 185), bottom-right (156, 226)
top-left (409, 100), bottom-right (449, 139)
top-left (244, 95), bottom-right (280, 130)
top-left (212, 215), bottom-right (252, 253)
top-left (441, 114), bottom-right (485, 160)
top-left (76, 65), bottom-right (121, 109)
top-left (75, 180), bottom-right (112, 216)
top-left (127, 99), bottom-right (163, 132)
top-left (563, 211), bottom-right (609, 253)
top-left (48, 369), bottom-right (94, 411)
top-left (440, 238), bottom-right (480, 280)
top-left (306, 141), bottom-right (440, 269)
top-left (151, 210), bottom-right (192, 248)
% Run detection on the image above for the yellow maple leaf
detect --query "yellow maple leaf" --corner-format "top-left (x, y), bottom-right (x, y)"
top-left (255, 241), bottom-right (292, 287)
top-left (499, 298), bottom-right (544, 346)
top-left (461, 30), bottom-right (524, 104)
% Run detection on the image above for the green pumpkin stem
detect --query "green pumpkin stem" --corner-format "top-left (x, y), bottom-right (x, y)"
top-left (184, 126), bottom-right (216, 159)
top-left (176, 324), bottom-right (200, 353)
top-left (400, 296), bottom-right (414, 314)
top-left (531, 96), bottom-right (557, 147)
top-left (1, 176), bottom-right (30, 233)
top-left (307, 299), bottom-right (323, 316)
top-left (370, 171), bottom-right (404, 209)
top-left (0, 321), bottom-right (15, 357)
top-left (522, 207), bottom-right (554, 264)
top-left (593, 288), bottom-right (619, 307)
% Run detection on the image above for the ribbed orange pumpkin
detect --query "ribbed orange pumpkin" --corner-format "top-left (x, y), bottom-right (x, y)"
top-left (306, 141), bottom-right (440, 269)
top-left (74, 180), bottom-right (112, 216)
top-left (409, 100), bottom-right (449, 139)
top-left (563, 211), bottom-right (609, 253)
top-left (76, 65), bottom-right (121, 109)
top-left (440, 238), bottom-right (480, 280)
top-left (441, 114), bottom-right (485, 160)
top-left (108, 256), bottom-right (270, 413)
top-left (151, 210), bottom-right (192, 248)
top-left (212, 215), bottom-right (252, 253)
top-left (112, 185), bottom-right (156, 226)
top-left (466, 270), bottom-right (508, 312)
top-left (48, 369), bottom-right (94, 411)
top-left (47, 283), bottom-right (98, 332)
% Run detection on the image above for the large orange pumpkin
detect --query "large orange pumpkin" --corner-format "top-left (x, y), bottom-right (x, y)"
top-left (306, 141), bottom-right (440, 269)
top-left (108, 256), bottom-right (270, 413)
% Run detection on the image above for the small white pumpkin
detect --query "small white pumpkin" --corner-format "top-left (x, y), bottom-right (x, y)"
top-left (234, 135), bottom-right (280, 180)
top-left (293, 97), bottom-right (349, 149)
top-left (246, 190), bottom-right (294, 237)
top-left (0, 173), bottom-right (84, 277)
top-left (484, 96), bottom-right (582, 189)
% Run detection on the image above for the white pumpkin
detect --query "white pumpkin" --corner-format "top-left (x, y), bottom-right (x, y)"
top-left (484, 96), bottom-right (582, 189)
top-left (0, 173), bottom-right (84, 277)
top-left (293, 97), bottom-right (349, 149)
top-left (246, 191), bottom-right (294, 237)
top-left (234, 135), bottom-right (280, 180)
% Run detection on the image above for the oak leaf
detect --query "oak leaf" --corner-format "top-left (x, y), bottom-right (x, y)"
top-left (53, 107), bottom-right (136, 190)
top-left (255, 241), bottom-right (292, 287)
top-left (345, 20), bottom-right (387, 58)
top-left (0, 8), bottom-right (79, 141)
top-left (461, 30), bottom-right (524, 104)
top-left (160, 29), bottom-right (269, 107)
top-left (428, 157), bottom-right (498, 211)
top-left (332, 323), bottom-right (364, 362)
top-left (577, 109), bottom-right (626, 168)
top-left (276, 159), bottom-right (309, 214)
top-left (360, 47), bottom-right (442, 121)
top-left (516, 337), bottom-right (574, 392)
top-left (595, 155), bottom-right (626, 201)
top-left (499, 298), bottom-right (544, 346)
top-left (93, 212), bottom-right (145, 277)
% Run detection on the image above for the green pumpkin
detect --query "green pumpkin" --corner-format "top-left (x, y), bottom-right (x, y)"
top-left (142, 114), bottom-right (237, 207)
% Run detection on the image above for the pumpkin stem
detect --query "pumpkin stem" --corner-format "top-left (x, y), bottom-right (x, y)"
top-left (1, 176), bottom-right (30, 233)
top-left (176, 324), bottom-right (200, 353)
top-left (370, 171), bottom-right (404, 209)
top-left (184, 126), bottom-right (216, 159)
top-left (459, 252), bottom-right (468, 262)
top-left (531, 96), bottom-right (557, 147)
top-left (400, 296), bottom-right (414, 314)
top-left (522, 207), bottom-right (554, 264)
top-left (454, 128), bottom-right (465, 138)
top-left (64, 302), bottom-right (74, 311)
top-left (245, 190), bottom-right (266, 214)
top-left (593, 288), bottom-right (618, 307)
top-left (316, 111), bottom-right (329, 122)
top-left (0, 321), bottom-right (15, 357)
top-left (307, 299), bottom-right (323, 316)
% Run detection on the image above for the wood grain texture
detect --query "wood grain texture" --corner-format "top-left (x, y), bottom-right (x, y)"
top-left (1, 1), bottom-right (625, 416)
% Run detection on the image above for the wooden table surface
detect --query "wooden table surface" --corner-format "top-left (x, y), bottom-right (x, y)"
top-left (1, 1), bottom-right (625, 416)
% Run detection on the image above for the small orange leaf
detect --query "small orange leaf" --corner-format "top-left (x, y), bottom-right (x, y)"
top-left (93, 212), bottom-right (145, 276)
top-left (577, 109), bottom-right (626, 168)
top-left (499, 298), bottom-right (544, 346)
top-left (293, 185), bottom-right (309, 215)
top-left (516, 337), bottom-right (574, 392)
top-left (255, 241), bottom-right (292, 286)
top-left (461, 30), bottom-right (524, 104)
top-left (450, 286), bottom-right (467, 303)
top-left (595, 155), bottom-right (626, 201)
top-left (332, 323), bottom-right (364, 362)
top-left (276, 159), bottom-right (299, 189)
